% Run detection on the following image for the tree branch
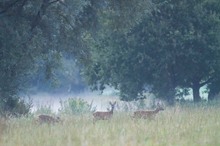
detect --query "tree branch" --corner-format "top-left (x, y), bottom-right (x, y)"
top-left (49, 0), bottom-right (60, 5)
top-left (200, 77), bottom-right (214, 87)
top-left (30, 0), bottom-right (63, 31)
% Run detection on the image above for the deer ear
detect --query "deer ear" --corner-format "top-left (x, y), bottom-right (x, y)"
top-left (109, 101), bottom-right (116, 106)
top-left (157, 103), bottom-right (161, 107)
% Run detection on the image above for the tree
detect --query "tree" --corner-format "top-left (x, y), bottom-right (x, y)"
top-left (82, 0), bottom-right (153, 101)
top-left (207, 77), bottom-right (220, 101)
top-left (0, 0), bottom-right (99, 114)
top-left (139, 0), bottom-right (220, 102)
top-left (83, 0), bottom-right (220, 103)
top-left (0, 0), bottom-right (153, 114)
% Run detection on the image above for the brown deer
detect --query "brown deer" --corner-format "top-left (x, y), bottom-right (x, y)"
top-left (93, 101), bottom-right (116, 123)
top-left (36, 114), bottom-right (61, 124)
top-left (133, 105), bottom-right (164, 119)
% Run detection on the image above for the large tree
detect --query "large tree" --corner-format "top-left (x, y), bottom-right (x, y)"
top-left (0, 0), bottom-right (98, 113)
top-left (0, 0), bottom-right (153, 113)
top-left (82, 0), bottom-right (153, 101)
top-left (83, 0), bottom-right (220, 103)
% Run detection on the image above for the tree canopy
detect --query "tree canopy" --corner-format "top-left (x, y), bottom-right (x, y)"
top-left (0, 0), bottom-right (153, 114)
top-left (83, 0), bottom-right (220, 103)
top-left (1, 0), bottom-right (220, 114)
top-left (0, 0), bottom-right (99, 113)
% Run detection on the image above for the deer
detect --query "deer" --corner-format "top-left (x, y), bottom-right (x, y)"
top-left (36, 114), bottom-right (62, 124)
top-left (93, 101), bottom-right (116, 123)
top-left (132, 105), bottom-right (164, 119)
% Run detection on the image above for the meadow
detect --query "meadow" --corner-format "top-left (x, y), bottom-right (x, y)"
top-left (0, 102), bottom-right (220, 146)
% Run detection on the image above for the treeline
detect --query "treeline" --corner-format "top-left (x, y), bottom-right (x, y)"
top-left (1, 0), bottom-right (220, 115)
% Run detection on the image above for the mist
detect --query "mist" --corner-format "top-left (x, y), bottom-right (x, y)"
top-left (29, 87), bottom-right (120, 113)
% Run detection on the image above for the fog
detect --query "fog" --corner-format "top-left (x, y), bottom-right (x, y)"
top-left (28, 85), bottom-right (208, 113)
top-left (30, 87), bottom-right (120, 113)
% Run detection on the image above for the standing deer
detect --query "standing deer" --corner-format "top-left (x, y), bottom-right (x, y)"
top-left (93, 101), bottom-right (116, 123)
top-left (133, 105), bottom-right (164, 119)
top-left (36, 114), bottom-right (61, 124)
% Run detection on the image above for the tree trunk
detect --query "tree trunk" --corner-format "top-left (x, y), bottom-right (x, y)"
top-left (208, 82), bottom-right (220, 101)
top-left (166, 90), bottom-right (175, 105)
top-left (208, 88), bottom-right (215, 101)
top-left (192, 82), bottom-right (201, 102)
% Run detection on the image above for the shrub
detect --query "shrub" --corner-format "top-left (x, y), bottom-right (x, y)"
top-left (59, 98), bottom-right (95, 115)
top-left (0, 96), bottom-right (32, 117)
top-left (34, 105), bottom-right (55, 115)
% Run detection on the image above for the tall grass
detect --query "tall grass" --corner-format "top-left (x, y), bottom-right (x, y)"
top-left (0, 103), bottom-right (220, 146)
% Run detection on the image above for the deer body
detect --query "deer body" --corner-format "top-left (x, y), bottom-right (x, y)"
top-left (93, 101), bottom-right (116, 123)
top-left (93, 111), bottom-right (113, 120)
top-left (133, 107), bottom-right (164, 119)
top-left (37, 114), bottom-right (61, 124)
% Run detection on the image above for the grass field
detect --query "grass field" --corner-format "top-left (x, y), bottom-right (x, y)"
top-left (0, 103), bottom-right (220, 146)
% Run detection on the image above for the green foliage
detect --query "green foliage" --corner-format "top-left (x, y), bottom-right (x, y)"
top-left (59, 98), bottom-right (94, 115)
top-left (0, 0), bottom-right (153, 113)
top-left (0, 0), bottom-right (100, 113)
top-left (83, 0), bottom-right (220, 103)
top-left (2, 0), bottom-right (220, 114)
top-left (131, 0), bottom-right (220, 102)
top-left (34, 105), bottom-right (54, 115)
top-left (0, 97), bottom-right (32, 117)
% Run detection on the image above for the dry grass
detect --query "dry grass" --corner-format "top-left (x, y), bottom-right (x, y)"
top-left (0, 105), bottom-right (220, 146)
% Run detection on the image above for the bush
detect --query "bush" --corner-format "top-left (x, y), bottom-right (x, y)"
top-left (34, 105), bottom-right (55, 115)
top-left (0, 96), bottom-right (32, 117)
top-left (59, 98), bottom-right (95, 115)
